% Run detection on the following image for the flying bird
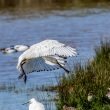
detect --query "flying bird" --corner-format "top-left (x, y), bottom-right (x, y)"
top-left (17, 39), bottom-right (77, 83)
top-left (22, 98), bottom-right (45, 110)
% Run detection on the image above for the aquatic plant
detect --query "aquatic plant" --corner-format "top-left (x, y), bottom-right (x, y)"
top-left (56, 41), bottom-right (110, 110)
top-left (0, 0), bottom-right (110, 10)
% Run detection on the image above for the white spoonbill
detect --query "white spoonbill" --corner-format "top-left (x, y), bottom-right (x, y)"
top-left (22, 98), bottom-right (45, 110)
top-left (17, 39), bottom-right (77, 83)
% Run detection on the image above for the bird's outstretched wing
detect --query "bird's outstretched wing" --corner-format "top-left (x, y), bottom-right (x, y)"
top-left (35, 40), bottom-right (77, 57)
top-left (18, 56), bottom-right (70, 83)
top-left (22, 40), bottom-right (77, 58)
top-left (18, 56), bottom-right (69, 74)
top-left (22, 57), bottom-right (59, 74)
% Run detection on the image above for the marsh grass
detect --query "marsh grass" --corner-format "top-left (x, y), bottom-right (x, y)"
top-left (0, 0), bottom-right (110, 10)
top-left (56, 41), bottom-right (110, 110)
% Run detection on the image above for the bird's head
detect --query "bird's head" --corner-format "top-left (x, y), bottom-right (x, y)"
top-left (22, 98), bottom-right (36, 105)
top-left (0, 48), bottom-right (5, 51)
top-left (17, 52), bottom-right (29, 83)
top-left (29, 98), bottom-right (37, 103)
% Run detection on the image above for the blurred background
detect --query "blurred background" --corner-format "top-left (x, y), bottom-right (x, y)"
top-left (0, 0), bottom-right (110, 110)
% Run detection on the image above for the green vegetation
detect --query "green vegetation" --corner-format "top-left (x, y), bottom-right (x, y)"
top-left (56, 41), bottom-right (110, 110)
top-left (0, 0), bottom-right (110, 10)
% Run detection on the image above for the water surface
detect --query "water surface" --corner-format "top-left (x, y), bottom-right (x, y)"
top-left (0, 1), bottom-right (110, 110)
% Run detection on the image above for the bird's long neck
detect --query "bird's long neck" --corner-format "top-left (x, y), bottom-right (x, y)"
top-left (18, 62), bottom-right (27, 83)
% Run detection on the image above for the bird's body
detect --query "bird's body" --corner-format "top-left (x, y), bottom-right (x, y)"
top-left (17, 39), bottom-right (77, 83)
top-left (29, 98), bottom-right (45, 110)
top-left (14, 45), bottom-right (29, 52)
top-left (0, 44), bottom-right (29, 54)
top-left (0, 47), bottom-right (17, 54)
top-left (23, 98), bottom-right (45, 110)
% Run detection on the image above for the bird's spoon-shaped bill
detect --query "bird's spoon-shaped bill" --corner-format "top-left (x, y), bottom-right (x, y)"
top-left (22, 101), bottom-right (30, 105)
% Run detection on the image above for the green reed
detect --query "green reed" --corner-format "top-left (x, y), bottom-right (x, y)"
top-left (0, 0), bottom-right (110, 10)
top-left (56, 41), bottom-right (110, 110)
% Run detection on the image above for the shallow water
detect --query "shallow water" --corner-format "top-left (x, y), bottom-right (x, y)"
top-left (0, 1), bottom-right (110, 110)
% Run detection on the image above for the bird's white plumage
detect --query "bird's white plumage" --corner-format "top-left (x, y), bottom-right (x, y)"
top-left (14, 45), bottom-right (29, 51)
top-left (20, 57), bottom-right (60, 74)
top-left (28, 98), bottom-right (45, 110)
top-left (17, 40), bottom-right (77, 82)
top-left (2, 47), bottom-right (16, 54)
top-left (0, 44), bottom-right (29, 54)
top-left (28, 40), bottom-right (76, 57)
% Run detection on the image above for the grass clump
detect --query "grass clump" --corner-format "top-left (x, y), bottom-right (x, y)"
top-left (56, 41), bottom-right (110, 110)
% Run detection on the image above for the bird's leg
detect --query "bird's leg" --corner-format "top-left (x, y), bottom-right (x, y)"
top-left (21, 66), bottom-right (27, 83)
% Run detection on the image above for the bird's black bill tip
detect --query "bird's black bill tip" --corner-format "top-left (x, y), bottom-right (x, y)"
top-left (22, 101), bottom-right (30, 105)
